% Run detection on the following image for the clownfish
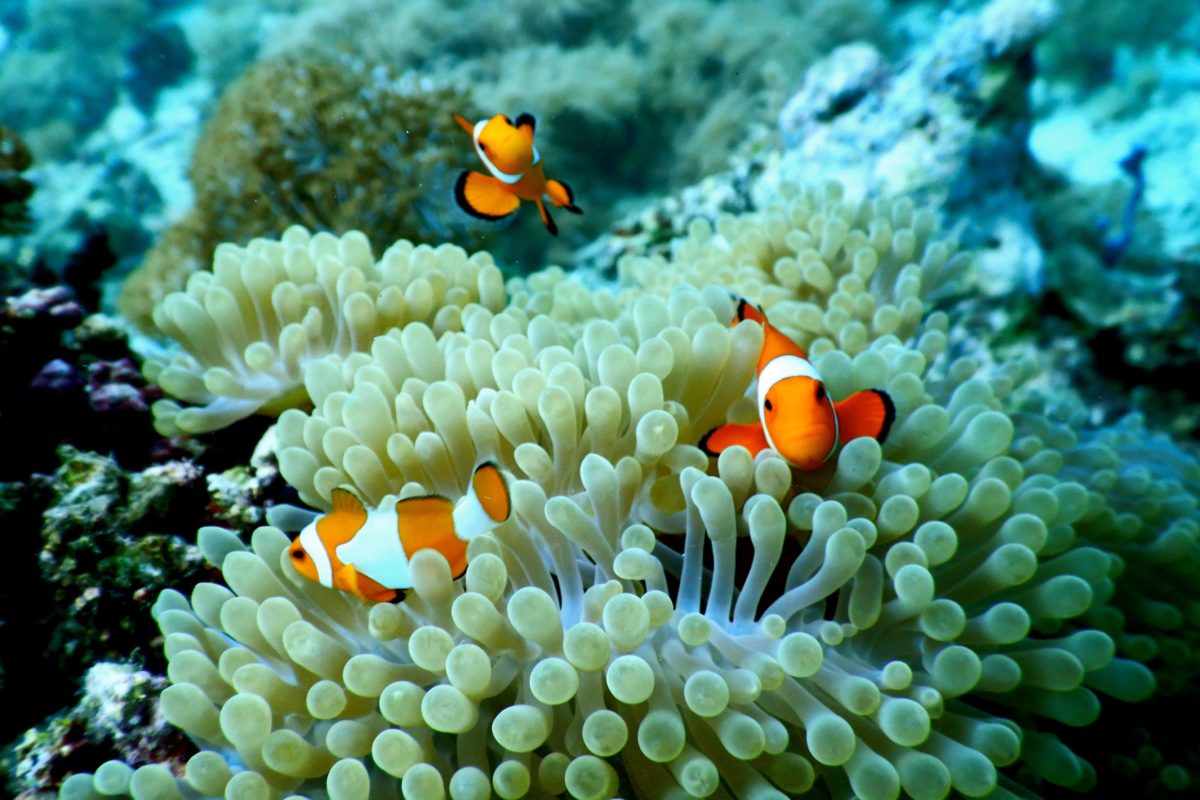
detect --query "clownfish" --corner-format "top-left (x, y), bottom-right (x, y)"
top-left (700, 299), bottom-right (895, 471)
top-left (288, 463), bottom-right (511, 602)
top-left (452, 112), bottom-right (582, 235)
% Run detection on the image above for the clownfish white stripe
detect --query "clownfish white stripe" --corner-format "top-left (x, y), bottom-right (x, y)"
top-left (757, 355), bottom-right (821, 397)
top-left (473, 119), bottom-right (523, 184)
top-left (335, 508), bottom-right (413, 589)
top-left (300, 524), bottom-right (333, 587)
top-left (756, 354), bottom-right (838, 460)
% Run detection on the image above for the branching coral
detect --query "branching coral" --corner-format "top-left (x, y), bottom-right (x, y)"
top-left (145, 227), bottom-right (505, 436)
top-left (118, 57), bottom-right (472, 330)
top-left (66, 184), bottom-right (1185, 800)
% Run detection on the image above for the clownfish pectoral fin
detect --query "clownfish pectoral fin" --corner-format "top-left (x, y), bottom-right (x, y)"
top-left (545, 179), bottom-right (583, 215)
top-left (358, 572), bottom-right (397, 603)
top-left (455, 171), bottom-right (521, 222)
top-left (335, 563), bottom-right (364, 597)
top-left (335, 562), bottom-right (395, 602)
top-left (453, 114), bottom-right (475, 135)
top-left (515, 113), bottom-right (536, 140)
top-left (834, 389), bottom-right (896, 444)
top-left (699, 422), bottom-right (772, 458)
top-left (534, 197), bottom-right (558, 236)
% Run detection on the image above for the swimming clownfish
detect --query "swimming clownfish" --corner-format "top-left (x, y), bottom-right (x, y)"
top-left (452, 113), bottom-right (582, 235)
top-left (700, 299), bottom-right (895, 471)
top-left (288, 463), bottom-right (511, 602)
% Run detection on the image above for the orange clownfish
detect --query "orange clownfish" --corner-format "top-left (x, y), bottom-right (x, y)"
top-left (288, 463), bottom-right (511, 602)
top-left (452, 112), bottom-right (582, 235)
top-left (700, 299), bottom-right (895, 471)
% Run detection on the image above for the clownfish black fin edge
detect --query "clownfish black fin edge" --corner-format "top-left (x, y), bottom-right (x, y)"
top-left (874, 389), bottom-right (896, 444)
top-left (558, 180), bottom-right (583, 214)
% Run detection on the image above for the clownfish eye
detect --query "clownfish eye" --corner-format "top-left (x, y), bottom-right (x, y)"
top-left (764, 398), bottom-right (774, 412)
top-left (815, 385), bottom-right (826, 402)
top-left (291, 549), bottom-right (306, 561)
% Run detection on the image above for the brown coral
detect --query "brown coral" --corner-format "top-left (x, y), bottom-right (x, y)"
top-left (119, 56), bottom-right (473, 330)
top-left (0, 125), bottom-right (35, 237)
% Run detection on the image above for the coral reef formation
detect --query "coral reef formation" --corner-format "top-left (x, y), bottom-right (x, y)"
top-left (36, 447), bottom-right (208, 675)
top-left (0, 0), bottom-right (150, 159)
top-left (118, 57), bottom-right (472, 330)
top-left (9, 662), bottom-right (194, 796)
top-left (0, 126), bottom-right (35, 239)
top-left (763, 0), bottom-right (1056, 299)
top-left (64, 184), bottom-right (1186, 799)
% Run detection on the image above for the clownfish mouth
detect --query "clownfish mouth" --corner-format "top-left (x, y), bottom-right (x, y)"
top-left (473, 119), bottom-right (523, 184)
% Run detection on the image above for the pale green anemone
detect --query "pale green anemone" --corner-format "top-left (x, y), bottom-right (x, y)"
top-left (68, 185), bottom-right (1180, 800)
top-left (143, 227), bottom-right (506, 436)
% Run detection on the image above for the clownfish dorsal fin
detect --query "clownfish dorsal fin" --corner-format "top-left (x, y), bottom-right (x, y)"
top-left (834, 389), bottom-right (896, 444)
top-left (515, 113), bottom-right (536, 141)
top-left (317, 487), bottom-right (368, 547)
top-left (735, 298), bottom-right (807, 368)
top-left (733, 297), bottom-right (766, 326)
top-left (331, 487), bottom-right (367, 519)
top-left (452, 113), bottom-right (474, 135)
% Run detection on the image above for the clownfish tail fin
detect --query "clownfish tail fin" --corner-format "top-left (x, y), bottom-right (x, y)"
top-left (452, 114), bottom-right (474, 135)
top-left (699, 423), bottom-right (772, 458)
top-left (534, 197), bottom-right (559, 235)
top-left (453, 462), bottom-right (511, 540)
top-left (546, 179), bottom-right (583, 215)
top-left (834, 389), bottom-right (896, 444)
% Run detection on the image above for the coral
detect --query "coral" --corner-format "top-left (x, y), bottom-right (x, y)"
top-left (0, 0), bottom-right (150, 158)
top-left (762, 0), bottom-right (1054, 299)
top-left (117, 57), bottom-right (473, 330)
top-left (0, 287), bottom-right (189, 476)
top-left (1038, 0), bottom-right (1195, 85)
top-left (0, 126), bottom-right (35, 239)
top-left (242, 0), bottom-right (890, 254)
top-left (8, 662), bottom-right (193, 798)
top-left (36, 447), bottom-right (208, 675)
top-left (142, 226), bottom-right (506, 437)
top-left (68, 186), bottom-right (1178, 799)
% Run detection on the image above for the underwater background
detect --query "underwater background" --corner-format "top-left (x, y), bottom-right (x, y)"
top-left (2, 0), bottom-right (1199, 797)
